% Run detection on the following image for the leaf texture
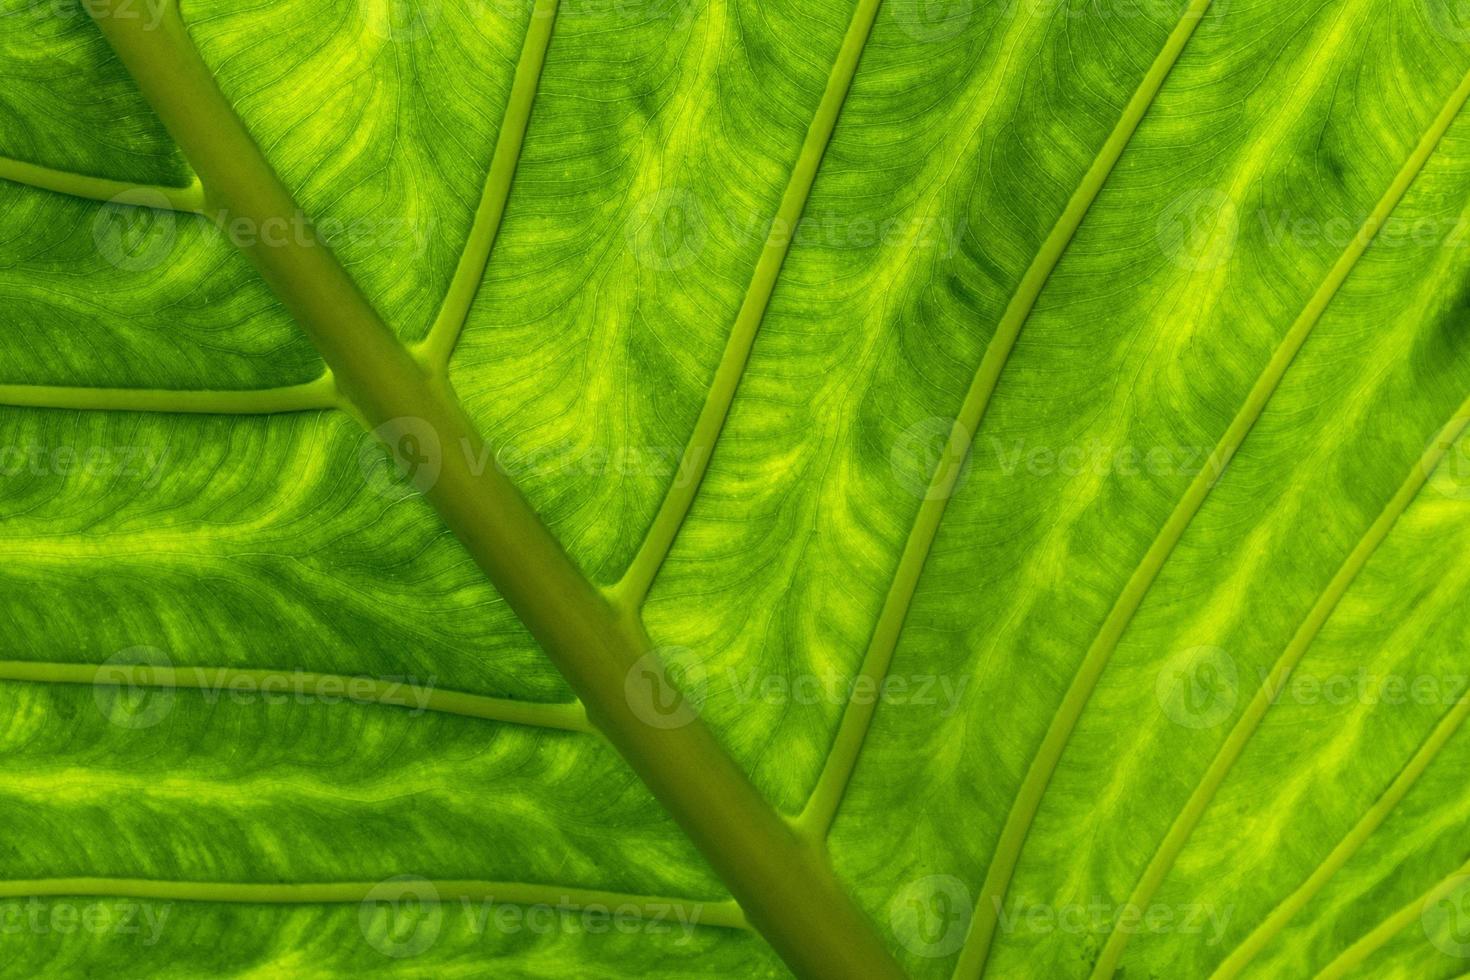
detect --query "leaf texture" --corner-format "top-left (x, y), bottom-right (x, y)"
top-left (3, 0), bottom-right (1470, 978)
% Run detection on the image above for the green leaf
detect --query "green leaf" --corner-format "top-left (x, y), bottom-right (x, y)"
top-left (4, 0), bottom-right (1470, 978)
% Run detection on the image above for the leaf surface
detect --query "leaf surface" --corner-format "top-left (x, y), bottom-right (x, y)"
top-left (4, 0), bottom-right (1470, 978)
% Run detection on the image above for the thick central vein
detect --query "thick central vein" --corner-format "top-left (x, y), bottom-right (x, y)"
top-left (796, 0), bottom-right (1218, 846)
top-left (961, 60), bottom-right (1470, 980)
top-left (84, 5), bottom-right (904, 978)
top-left (612, 0), bottom-right (883, 609)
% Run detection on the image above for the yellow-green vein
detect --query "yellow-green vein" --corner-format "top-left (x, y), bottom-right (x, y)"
top-left (418, 0), bottom-right (560, 372)
top-left (88, 5), bottom-right (906, 976)
top-left (0, 878), bottom-right (748, 930)
top-left (1092, 389), bottom-right (1470, 978)
top-left (1213, 685), bottom-right (1470, 978)
top-left (959, 57), bottom-right (1470, 980)
top-left (1314, 857), bottom-right (1470, 980)
top-left (0, 660), bottom-right (594, 734)
top-left (611, 0), bottom-right (883, 609)
top-left (0, 373), bottom-right (339, 415)
top-left (0, 155), bottom-right (204, 213)
top-left (794, 0), bottom-right (1218, 847)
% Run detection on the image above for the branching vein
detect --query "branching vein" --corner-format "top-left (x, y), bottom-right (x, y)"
top-left (0, 374), bottom-right (339, 415)
top-left (962, 63), bottom-right (1470, 980)
top-left (612, 0), bottom-right (883, 610)
top-left (418, 0), bottom-right (559, 372)
top-left (1092, 389), bottom-right (1470, 978)
top-left (80, 5), bottom-right (906, 976)
top-left (1313, 857), bottom-right (1470, 980)
top-left (0, 877), bottom-right (748, 930)
top-left (1213, 672), bottom-right (1470, 978)
top-left (795, 0), bottom-right (1218, 848)
top-left (0, 660), bottom-right (594, 734)
top-left (0, 155), bottom-right (204, 213)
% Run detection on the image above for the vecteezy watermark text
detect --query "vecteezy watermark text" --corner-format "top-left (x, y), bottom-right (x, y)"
top-left (988, 437), bottom-right (1225, 480)
top-left (93, 647), bottom-right (438, 730)
top-left (1156, 645), bottom-right (1470, 729)
top-left (0, 444), bottom-right (169, 487)
top-left (0, 898), bottom-right (170, 946)
top-left (3, 0), bottom-right (169, 29)
top-left (358, 877), bottom-right (704, 959)
top-left (991, 896), bottom-right (1233, 945)
top-left (624, 647), bottom-right (968, 729)
top-left (357, 417), bottom-right (707, 500)
top-left (93, 193), bottom-right (430, 274)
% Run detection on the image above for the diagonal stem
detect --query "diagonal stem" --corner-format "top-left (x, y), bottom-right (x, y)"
top-left (1313, 857), bottom-right (1470, 980)
top-left (85, 4), bottom-right (905, 978)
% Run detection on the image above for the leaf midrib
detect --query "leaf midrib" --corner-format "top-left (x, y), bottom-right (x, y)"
top-left (65, 3), bottom-right (906, 979)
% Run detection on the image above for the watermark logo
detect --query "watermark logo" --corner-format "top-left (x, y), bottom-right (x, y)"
top-left (1424, 874), bottom-right (1470, 958)
top-left (0, 898), bottom-right (170, 944)
top-left (359, 417), bottom-right (443, 500)
top-left (93, 646), bottom-right (174, 730)
top-left (360, 877), bottom-right (444, 959)
top-left (627, 187), bottom-right (706, 272)
top-left (623, 647), bottom-right (705, 729)
top-left (891, 416), bottom-right (972, 500)
top-left (1426, 416), bottom-right (1470, 502)
top-left (1155, 645), bottom-right (1237, 729)
top-left (1156, 187), bottom-right (1238, 272)
top-left (93, 189), bottom-right (178, 273)
top-left (992, 895), bottom-right (1234, 944)
top-left (889, 875), bottom-right (971, 958)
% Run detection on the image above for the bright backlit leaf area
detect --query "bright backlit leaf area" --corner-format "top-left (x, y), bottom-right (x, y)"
top-left (4, 0), bottom-right (1470, 977)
